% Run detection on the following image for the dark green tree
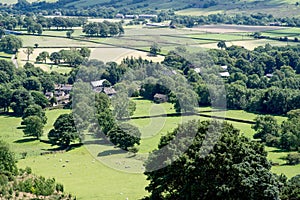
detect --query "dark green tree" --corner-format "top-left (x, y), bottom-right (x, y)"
top-left (0, 35), bottom-right (23, 53)
top-left (150, 43), bottom-right (161, 56)
top-left (217, 41), bottom-right (227, 49)
top-left (0, 140), bottom-right (17, 176)
top-left (144, 120), bottom-right (281, 200)
top-left (10, 88), bottom-right (33, 116)
top-left (22, 104), bottom-right (47, 124)
top-left (108, 123), bottom-right (141, 150)
top-left (281, 174), bottom-right (300, 200)
top-left (23, 116), bottom-right (44, 139)
top-left (252, 115), bottom-right (280, 143)
top-left (48, 113), bottom-right (80, 146)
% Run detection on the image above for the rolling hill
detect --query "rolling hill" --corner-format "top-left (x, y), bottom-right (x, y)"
top-left (52, 0), bottom-right (300, 10)
top-left (5, 0), bottom-right (300, 17)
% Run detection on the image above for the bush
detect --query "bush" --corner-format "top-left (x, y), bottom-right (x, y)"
top-left (56, 183), bottom-right (64, 193)
top-left (285, 153), bottom-right (300, 165)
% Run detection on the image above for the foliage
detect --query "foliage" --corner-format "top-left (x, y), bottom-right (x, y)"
top-left (0, 140), bottom-right (17, 176)
top-left (285, 153), bottom-right (300, 165)
top-left (144, 120), bottom-right (281, 200)
top-left (48, 113), bottom-right (80, 146)
top-left (10, 88), bottom-right (34, 116)
top-left (281, 174), bottom-right (300, 200)
top-left (0, 35), bottom-right (23, 53)
top-left (22, 115), bottom-right (44, 139)
top-left (23, 47), bottom-right (34, 61)
top-left (150, 43), bottom-right (161, 56)
top-left (108, 123), bottom-right (141, 150)
top-left (83, 21), bottom-right (124, 37)
top-left (252, 115), bottom-right (280, 142)
top-left (280, 116), bottom-right (300, 151)
top-left (22, 104), bottom-right (47, 124)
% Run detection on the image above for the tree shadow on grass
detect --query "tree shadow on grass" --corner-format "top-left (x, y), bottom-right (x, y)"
top-left (84, 138), bottom-right (112, 146)
top-left (269, 149), bottom-right (289, 153)
top-left (97, 149), bottom-right (126, 157)
top-left (1, 112), bottom-right (19, 118)
top-left (14, 137), bottom-right (37, 143)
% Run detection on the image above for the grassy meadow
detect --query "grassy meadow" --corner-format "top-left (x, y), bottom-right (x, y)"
top-left (0, 98), bottom-right (297, 199)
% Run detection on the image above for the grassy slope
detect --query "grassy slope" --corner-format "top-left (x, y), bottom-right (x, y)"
top-left (0, 99), bottom-right (298, 199)
top-left (0, 109), bottom-right (147, 199)
top-left (0, 109), bottom-right (70, 158)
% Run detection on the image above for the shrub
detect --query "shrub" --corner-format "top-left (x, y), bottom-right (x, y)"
top-left (285, 153), bottom-right (300, 165)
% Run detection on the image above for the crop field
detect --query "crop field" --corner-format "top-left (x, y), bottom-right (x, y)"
top-left (187, 25), bottom-right (286, 33)
top-left (18, 47), bottom-right (74, 73)
top-left (18, 35), bottom-right (95, 47)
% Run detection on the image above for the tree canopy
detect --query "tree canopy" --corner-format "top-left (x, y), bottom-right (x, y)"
top-left (144, 120), bottom-right (281, 200)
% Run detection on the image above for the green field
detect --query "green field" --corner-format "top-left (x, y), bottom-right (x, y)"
top-left (0, 51), bottom-right (13, 61)
top-left (0, 98), bottom-right (298, 199)
top-left (0, 109), bottom-right (70, 158)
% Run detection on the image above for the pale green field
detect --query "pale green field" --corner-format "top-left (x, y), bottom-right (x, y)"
top-left (198, 39), bottom-right (298, 50)
top-left (0, 51), bottom-right (13, 60)
top-left (267, 146), bottom-right (300, 178)
top-left (18, 35), bottom-right (96, 47)
top-left (18, 147), bottom-right (148, 200)
top-left (188, 33), bottom-right (252, 41)
top-left (0, 100), bottom-right (298, 200)
top-left (0, 109), bottom-right (69, 158)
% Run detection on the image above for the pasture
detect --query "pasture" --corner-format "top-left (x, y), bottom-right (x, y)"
top-left (0, 98), bottom-right (298, 199)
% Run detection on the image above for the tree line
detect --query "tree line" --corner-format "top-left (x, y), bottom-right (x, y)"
top-left (82, 21), bottom-right (124, 37)
top-left (0, 12), bottom-right (86, 35)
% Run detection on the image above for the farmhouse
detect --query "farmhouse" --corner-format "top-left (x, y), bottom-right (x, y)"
top-left (93, 86), bottom-right (117, 97)
top-left (220, 65), bottom-right (228, 70)
top-left (145, 23), bottom-right (169, 28)
top-left (91, 79), bottom-right (108, 88)
top-left (139, 14), bottom-right (158, 19)
top-left (46, 84), bottom-right (73, 106)
top-left (220, 72), bottom-right (230, 77)
top-left (125, 15), bottom-right (138, 19)
top-left (153, 93), bottom-right (168, 103)
top-left (116, 14), bottom-right (125, 19)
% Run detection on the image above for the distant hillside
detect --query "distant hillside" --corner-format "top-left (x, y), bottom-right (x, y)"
top-left (56, 0), bottom-right (299, 10)
top-left (5, 0), bottom-right (300, 17)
